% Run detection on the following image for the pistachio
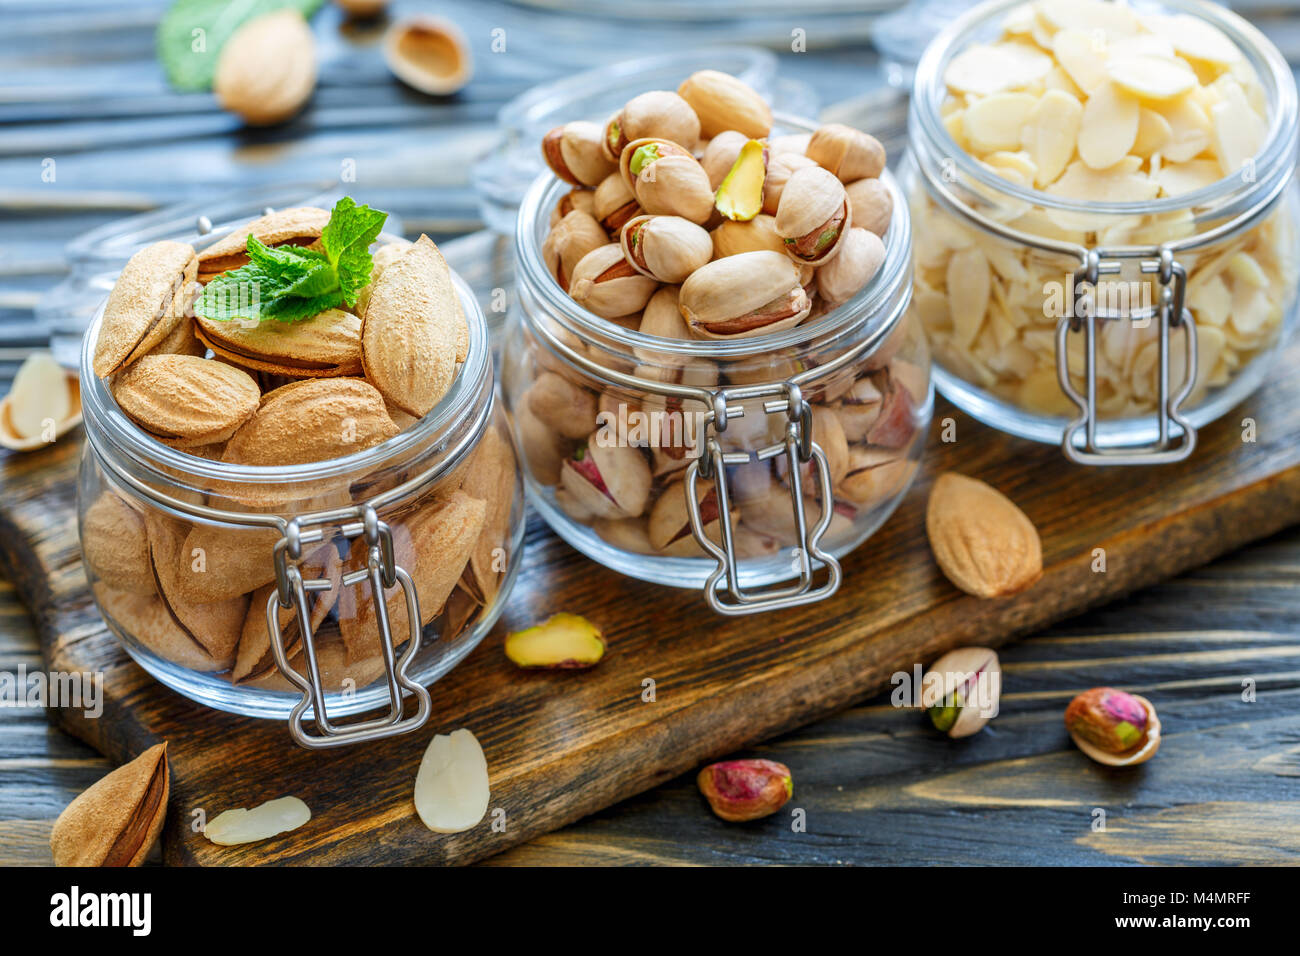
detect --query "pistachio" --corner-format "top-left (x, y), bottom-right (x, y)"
top-left (551, 187), bottom-right (596, 227)
top-left (926, 473), bottom-right (1042, 598)
top-left (806, 123), bottom-right (887, 182)
top-left (112, 354), bottom-right (261, 445)
top-left (714, 139), bottom-right (767, 222)
top-left (94, 240), bottom-right (198, 377)
top-left (832, 376), bottom-right (884, 442)
top-left (543, 210), bottom-right (608, 292)
top-left (711, 214), bottom-right (786, 258)
top-left (384, 15), bottom-right (473, 96)
top-left (505, 612), bottom-right (605, 669)
top-left (543, 120), bottom-right (617, 187)
top-left (775, 165), bottom-right (852, 265)
top-left (1065, 688), bottom-right (1161, 766)
top-left (700, 130), bottom-right (750, 188)
top-left (818, 227), bottom-right (887, 307)
top-left (568, 244), bottom-right (659, 319)
top-left (516, 402), bottom-right (572, 485)
top-left (527, 371), bottom-right (597, 441)
top-left (697, 758), bottom-right (792, 822)
top-left (414, 728), bottom-right (490, 834)
top-left (779, 405), bottom-right (849, 491)
top-left (762, 152), bottom-right (818, 216)
top-left (560, 438), bottom-right (652, 519)
top-left (838, 447), bottom-right (914, 507)
top-left (214, 10), bottom-right (316, 125)
top-left (50, 742), bottom-right (169, 867)
top-left (737, 485), bottom-right (853, 545)
top-left (647, 477), bottom-right (736, 557)
top-left (196, 206), bottom-right (329, 281)
top-left (865, 369), bottom-right (917, 447)
top-left (845, 176), bottom-right (894, 237)
top-left (603, 89), bottom-right (701, 161)
top-left (678, 70), bottom-right (772, 139)
top-left (921, 647), bottom-right (1002, 738)
top-left (593, 516), bottom-right (657, 554)
top-left (768, 132), bottom-right (811, 155)
top-left (619, 138), bottom-right (714, 224)
top-left (679, 251), bottom-right (811, 340)
top-left (621, 214), bottom-right (713, 284)
top-left (593, 172), bottom-right (642, 234)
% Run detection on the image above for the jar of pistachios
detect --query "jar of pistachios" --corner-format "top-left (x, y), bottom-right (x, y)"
top-left (904, 0), bottom-right (1300, 463)
top-left (503, 71), bottom-right (930, 614)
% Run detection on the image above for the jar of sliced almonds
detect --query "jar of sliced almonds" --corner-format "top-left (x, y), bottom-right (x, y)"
top-left (77, 200), bottom-right (523, 747)
top-left (904, 0), bottom-right (1300, 463)
top-left (504, 92), bottom-right (929, 615)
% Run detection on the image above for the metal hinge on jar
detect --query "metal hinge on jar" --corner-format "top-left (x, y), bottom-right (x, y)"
top-left (269, 505), bottom-right (432, 749)
top-left (1057, 247), bottom-right (1198, 466)
top-left (687, 381), bottom-right (842, 615)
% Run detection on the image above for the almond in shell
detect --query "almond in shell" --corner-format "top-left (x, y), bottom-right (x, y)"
top-left (926, 472), bottom-right (1042, 598)
top-left (214, 10), bottom-right (317, 127)
top-left (360, 235), bottom-right (461, 417)
top-left (459, 423), bottom-right (517, 604)
top-left (81, 491), bottom-right (155, 595)
top-left (197, 206), bottom-right (329, 282)
top-left (112, 354), bottom-right (261, 446)
top-left (93, 241), bottom-right (198, 378)
top-left (233, 546), bottom-right (344, 684)
top-left (195, 307), bottom-right (363, 377)
top-left (95, 583), bottom-right (229, 672)
top-left (50, 742), bottom-right (168, 867)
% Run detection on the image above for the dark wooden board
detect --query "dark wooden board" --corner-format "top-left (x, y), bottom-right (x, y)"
top-left (7, 337), bottom-right (1300, 865)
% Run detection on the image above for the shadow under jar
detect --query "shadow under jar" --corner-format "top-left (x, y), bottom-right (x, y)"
top-left (904, 0), bottom-right (1300, 464)
top-left (504, 132), bottom-right (930, 615)
top-left (78, 273), bottom-right (524, 747)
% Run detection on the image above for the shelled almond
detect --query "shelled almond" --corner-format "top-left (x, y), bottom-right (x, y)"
top-left (85, 198), bottom-right (516, 692)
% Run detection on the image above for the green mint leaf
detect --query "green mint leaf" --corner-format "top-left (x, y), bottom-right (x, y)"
top-left (156, 0), bottom-right (325, 92)
top-left (320, 197), bottom-right (388, 306)
top-left (195, 262), bottom-right (281, 323)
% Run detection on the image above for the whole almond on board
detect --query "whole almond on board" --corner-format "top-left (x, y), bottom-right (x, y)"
top-left (195, 307), bottom-right (363, 377)
top-left (81, 491), bottom-right (155, 595)
top-left (197, 207), bottom-right (329, 281)
top-left (361, 235), bottom-right (460, 417)
top-left (926, 472), bottom-right (1042, 598)
top-left (93, 241), bottom-right (197, 377)
top-left (50, 742), bottom-right (168, 867)
top-left (146, 514), bottom-right (249, 665)
top-left (214, 10), bottom-right (316, 126)
top-left (339, 490), bottom-right (486, 662)
top-left (222, 377), bottom-right (398, 467)
top-left (112, 354), bottom-right (260, 444)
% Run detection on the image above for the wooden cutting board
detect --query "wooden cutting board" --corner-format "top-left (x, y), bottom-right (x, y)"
top-left (7, 345), bottom-right (1300, 865)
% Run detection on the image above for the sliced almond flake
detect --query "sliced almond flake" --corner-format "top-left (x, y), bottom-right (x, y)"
top-left (414, 728), bottom-right (490, 834)
top-left (965, 93), bottom-right (1040, 153)
top-left (1108, 34), bottom-right (1176, 60)
top-left (1052, 29), bottom-right (1112, 95)
top-left (1140, 13), bottom-right (1241, 67)
top-left (1043, 64), bottom-right (1084, 98)
top-left (913, 287), bottom-right (952, 333)
top-left (1077, 81), bottom-right (1140, 169)
top-left (1038, 0), bottom-right (1139, 39)
top-left (1190, 274), bottom-right (1231, 327)
top-left (944, 42), bottom-right (1052, 96)
top-left (1229, 286), bottom-right (1275, 337)
top-left (1130, 209), bottom-right (1196, 245)
top-left (1227, 252), bottom-right (1268, 289)
top-left (1155, 158), bottom-right (1222, 196)
top-left (1020, 88), bottom-right (1082, 186)
top-left (203, 796), bottom-right (311, 846)
top-left (1018, 365), bottom-right (1075, 415)
top-left (1210, 77), bottom-right (1267, 178)
top-left (943, 109), bottom-right (969, 151)
top-left (1156, 94), bottom-right (1212, 163)
top-left (983, 242), bottom-right (1030, 284)
top-left (1107, 54), bottom-right (1197, 101)
top-left (946, 246), bottom-right (991, 350)
top-left (1030, 17), bottom-right (1056, 52)
top-left (1132, 107), bottom-right (1172, 157)
top-left (986, 149), bottom-right (1041, 182)
top-left (1002, 2), bottom-right (1036, 36)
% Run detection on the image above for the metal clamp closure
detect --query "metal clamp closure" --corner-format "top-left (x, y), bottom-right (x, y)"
top-left (686, 381), bottom-right (842, 615)
top-left (1057, 246), bottom-right (1198, 465)
top-left (269, 505), bottom-right (432, 749)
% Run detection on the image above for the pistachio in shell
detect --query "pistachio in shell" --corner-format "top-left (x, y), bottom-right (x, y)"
top-left (50, 742), bottom-right (169, 867)
top-left (197, 206), bottom-right (329, 282)
top-left (560, 437), bottom-right (652, 520)
top-left (806, 123), bottom-right (886, 183)
top-left (775, 165), bottom-right (852, 265)
top-left (845, 176), bottom-right (894, 238)
top-left (817, 227), bottom-right (886, 306)
top-left (551, 187), bottom-right (596, 226)
top-left (543, 120), bottom-right (616, 187)
top-left (678, 250), bottom-right (811, 340)
top-left (527, 371), bottom-right (597, 441)
top-left (593, 172), bottom-right (642, 234)
top-left (603, 89), bottom-right (701, 161)
top-left (361, 234), bottom-right (460, 417)
top-left (762, 151), bottom-right (818, 217)
top-left (384, 15), bottom-right (473, 96)
top-left (647, 477), bottom-right (736, 557)
top-left (677, 70), bottom-right (772, 139)
top-left (711, 214), bottom-right (786, 259)
top-left (568, 244), bottom-right (658, 320)
top-left (837, 447), bottom-right (914, 508)
top-left (922, 646), bottom-right (1002, 738)
top-left (619, 138), bottom-right (714, 225)
top-left (832, 376), bottom-right (884, 442)
top-left (516, 402), bottom-right (572, 486)
top-left (195, 306), bottom-right (363, 377)
top-left (93, 241), bottom-right (198, 378)
top-left (621, 214), bottom-right (713, 284)
top-left (112, 354), bottom-right (261, 445)
top-left (543, 209), bottom-right (609, 292)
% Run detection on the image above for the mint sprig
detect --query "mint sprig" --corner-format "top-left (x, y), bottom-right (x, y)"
top-left (196, 197), bottom-right (388, 324)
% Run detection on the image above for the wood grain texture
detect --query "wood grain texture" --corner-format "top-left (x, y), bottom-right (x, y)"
top-left (4, 335), bottom-right (1300, 864)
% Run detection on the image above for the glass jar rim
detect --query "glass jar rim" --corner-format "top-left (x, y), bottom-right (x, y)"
top-left (80, 268), bottom-right (492, 490)
top-left (910, 0), bottom-right (1299, 218)
top-left (514, 114), bottom-right (914, 362)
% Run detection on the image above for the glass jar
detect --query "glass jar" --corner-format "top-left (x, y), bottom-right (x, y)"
top-left (904, 0), bottom-right (1300, 463)
top-left (77, 269), bottom-right (523, 747)
top-left (503, 121), bottom-right (930, 615)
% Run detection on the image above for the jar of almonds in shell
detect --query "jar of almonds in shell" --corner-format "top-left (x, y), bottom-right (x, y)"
top-left (904, 0), bottom-right (1300, 462)
top-left (77, 197), bottom-right (523, 742)
top-left (503, 69), bottom-right (930, 613)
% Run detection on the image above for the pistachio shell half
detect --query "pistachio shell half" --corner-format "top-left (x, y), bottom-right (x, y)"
top-left (711, 214), bottom-right (786, 259)
top-left (543, 210), bottom-right (609, 292)
top-left (775, 165), bottom-right (852, 265)
top-left (593, 172), bottom-right (642, 234)
top-left (845, 177), bottom-right (894, 237)
top-left (543, 120), bottom-right (616, 187)
top-left (817, 227), bottom-right (886, 306)
top-left (647, 477), bottom-right (736, 557)
top-left (384, 15), bottom-right (473, 96)
top-left (560, 438), bottom-right (652, 519)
